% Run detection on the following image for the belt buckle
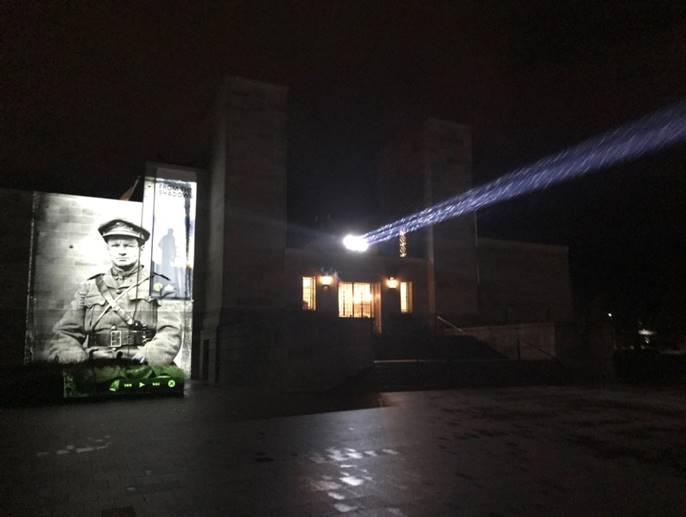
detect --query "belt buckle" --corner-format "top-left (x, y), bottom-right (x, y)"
top-left (110, 330), bottom-right (122, 347)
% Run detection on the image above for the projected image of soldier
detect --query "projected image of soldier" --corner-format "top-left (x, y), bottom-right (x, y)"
top-left (48, 219), bottom-right (181, 366)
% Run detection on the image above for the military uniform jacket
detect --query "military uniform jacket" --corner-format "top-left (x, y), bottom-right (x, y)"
top-left (48, 266), bottom-right (182, 366)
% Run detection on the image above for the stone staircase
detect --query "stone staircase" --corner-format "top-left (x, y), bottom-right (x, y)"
top-left (368, 358), bottom-right (569, 391)
top-left (367, 333), bottom-right (569, 390)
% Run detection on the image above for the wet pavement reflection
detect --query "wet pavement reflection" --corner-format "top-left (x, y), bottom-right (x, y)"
top-left (1, 385), bottom-right (685, 516)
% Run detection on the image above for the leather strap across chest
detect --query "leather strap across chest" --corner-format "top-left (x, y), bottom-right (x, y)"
top-left (92, 274), bottom-right (151, 331)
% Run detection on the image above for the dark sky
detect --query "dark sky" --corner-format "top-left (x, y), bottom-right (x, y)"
top-left (2, 1), bottom-right (685, 328)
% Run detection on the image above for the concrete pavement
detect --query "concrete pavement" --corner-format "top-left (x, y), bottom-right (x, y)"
top-left (1, 384), bottom-right (685, 516)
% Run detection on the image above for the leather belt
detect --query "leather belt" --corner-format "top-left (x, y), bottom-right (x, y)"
top-left (89, 330), bottom-right (150, 348)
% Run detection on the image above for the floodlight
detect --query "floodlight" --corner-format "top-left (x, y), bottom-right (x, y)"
top-left (342, 234), bottom-right (369, 252)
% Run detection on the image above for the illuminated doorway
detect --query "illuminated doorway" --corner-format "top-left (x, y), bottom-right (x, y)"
top-left (338, 281), bottom-right (382, 334)
top-left (338, 282), bottom-right (373, 318)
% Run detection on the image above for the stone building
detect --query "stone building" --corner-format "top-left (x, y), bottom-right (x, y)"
top-left (195, 77), bottom-right (574, 387)
top-left (0, 76), bottom-right (576, 388)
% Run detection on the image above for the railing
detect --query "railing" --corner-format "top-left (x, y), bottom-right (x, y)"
top-left (434, 319), bottom-right (568, 371)
top-left (516, 339), bottom-right (557, 361)
top-left (517, 338), bottom-right (569, 380)
top-left (435, 314), bottom-right (464, 334)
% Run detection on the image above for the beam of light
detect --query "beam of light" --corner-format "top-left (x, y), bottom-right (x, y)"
top-left (363, 101), bottom-right (686, 246)
top-left (342, 233), bottom-right (369, 252)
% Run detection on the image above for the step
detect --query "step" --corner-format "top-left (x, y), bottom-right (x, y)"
top-left (369, 359), bottom-right (569, 391)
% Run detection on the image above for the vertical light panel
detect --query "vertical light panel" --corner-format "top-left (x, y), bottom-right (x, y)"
top-left (142, 175), bottom-right (197, 376)
top-left (338, 282), bottom-right (353, 317)
top-left (400, 281), bottom-right (413, 313)
top-left (142, 177), bottom-right (197, 299)
top-left (353, 283), bottom-right (373, 318)
top-left (302, 276), bottom-right (316, 310)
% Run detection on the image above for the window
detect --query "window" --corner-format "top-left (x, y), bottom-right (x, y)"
top-left (338, 282), bottom-right (373, 318)
top-left (302, 276), bottom-right (316, 310)
top-left (400, 281), bottom-right (413, 313)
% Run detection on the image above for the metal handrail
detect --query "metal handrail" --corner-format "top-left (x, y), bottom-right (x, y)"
top-left (436, 315), bottom-right (464, 334)
top-left (517, 339), bottom-right (555, 359)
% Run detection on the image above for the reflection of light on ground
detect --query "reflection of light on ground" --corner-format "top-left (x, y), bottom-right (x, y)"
top-left (308, 446), bottom-right (400, 464)
top-left (334, 502), bottom-right (359, 513)
top-left (345, 448), bottom-right (364, 459)
top-left (309, 479), bottom-right (341, 491)
top-left (307, 445), bottom-right (402, 514)
top-left (36, 435), bottom-right (112, 457)
top-left (340, 474), bottom-right (364, 487)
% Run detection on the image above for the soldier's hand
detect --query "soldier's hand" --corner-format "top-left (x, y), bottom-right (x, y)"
top-left (90, 348), bottom-right (116, 360)
top-left (54, 348), bottom-right (88, 364)
top-left (131, 348), bottom-right (147, 364)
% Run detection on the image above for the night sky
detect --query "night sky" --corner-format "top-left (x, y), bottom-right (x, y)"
top-left (2, 1), bottom-right (685, 330)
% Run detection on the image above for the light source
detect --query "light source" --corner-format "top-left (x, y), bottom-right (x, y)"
top-left (342, 234), bottom-right (369, 252)
top-left (319, 274), bottom-right (334, 286)
top-left (386, 277), bottom-right (399, 289)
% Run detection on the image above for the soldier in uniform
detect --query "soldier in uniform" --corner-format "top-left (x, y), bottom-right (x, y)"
top-left (48, 219), bottom-right (182, 367)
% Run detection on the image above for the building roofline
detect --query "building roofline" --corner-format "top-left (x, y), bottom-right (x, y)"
top-left (478, 237), bottom-right (569, 254)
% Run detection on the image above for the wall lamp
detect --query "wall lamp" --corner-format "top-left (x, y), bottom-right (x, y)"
top-left (386, 277), bottom-right (399, 289)
top-left (319, 274), bottom-right (334, 286)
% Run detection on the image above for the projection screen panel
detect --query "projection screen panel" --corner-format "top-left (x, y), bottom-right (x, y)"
top-left (25, 181), bottom-right (195, 398)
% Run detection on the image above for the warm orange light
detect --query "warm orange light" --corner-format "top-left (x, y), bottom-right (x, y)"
top-left (319, 274), bottom-right (334, 286)
top-left (386, 277), bottom-right (399, 289)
